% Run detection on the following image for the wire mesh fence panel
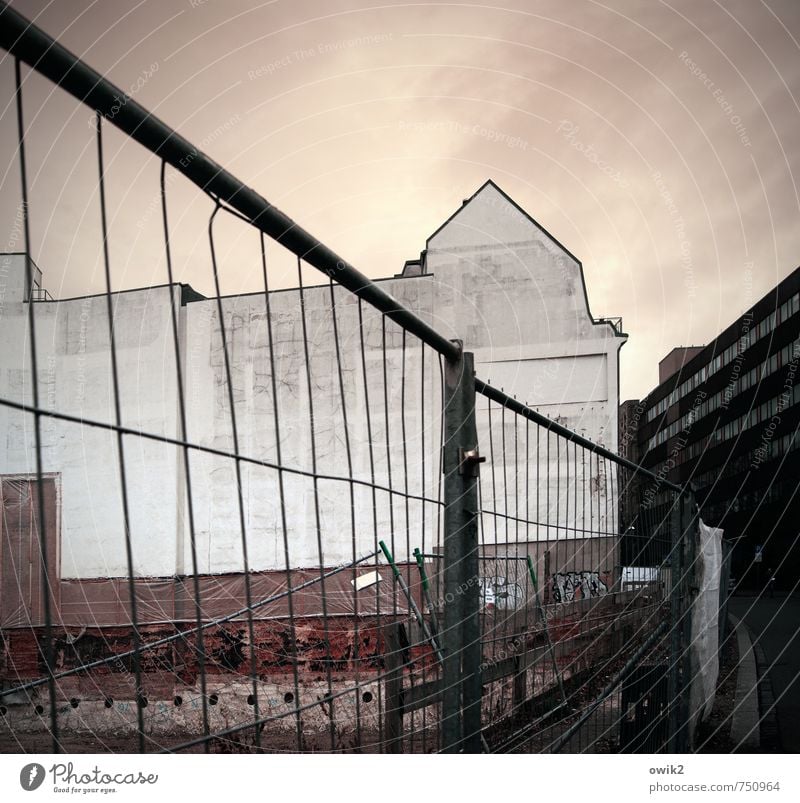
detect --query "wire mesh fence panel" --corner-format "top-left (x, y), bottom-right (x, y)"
top-left (0, 3), bottom-right (697, 756)
top-left (0, 7), bottom-right (453, 754)
top-left (470, 382), bottom-right (691, 754)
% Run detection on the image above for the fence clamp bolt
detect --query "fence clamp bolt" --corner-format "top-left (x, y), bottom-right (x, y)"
top-left (458, 447), bottom-right (485, 477)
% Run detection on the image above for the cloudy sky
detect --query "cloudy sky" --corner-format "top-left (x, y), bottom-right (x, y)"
top-left (2, 0), bottom-right (799, 401)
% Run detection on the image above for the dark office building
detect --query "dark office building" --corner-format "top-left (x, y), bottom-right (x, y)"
top-left (621, 267), bottom-right (800, 588)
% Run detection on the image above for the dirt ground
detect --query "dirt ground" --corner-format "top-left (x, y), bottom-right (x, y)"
top-left (0, 729), bottom-right (392, 754)
top-left (3, 643), bottom-right (740, 756)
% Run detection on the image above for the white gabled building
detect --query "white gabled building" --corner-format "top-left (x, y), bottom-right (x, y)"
top-left (0, 181), bottom-right (625, 625)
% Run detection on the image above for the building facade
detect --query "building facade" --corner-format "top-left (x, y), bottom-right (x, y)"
top-left (621, 267), bottom-right (800, 587)
top-left (1, 181), bottom-right (626, 628)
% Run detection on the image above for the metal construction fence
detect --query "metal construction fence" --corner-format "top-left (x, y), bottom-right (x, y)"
top-left (0, 4), bottom-right (698, 754)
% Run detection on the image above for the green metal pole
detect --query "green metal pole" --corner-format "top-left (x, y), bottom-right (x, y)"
top-left (414, 547), bottom-right (442, 640)
top-left (380, 540), bottom-right (444, 663)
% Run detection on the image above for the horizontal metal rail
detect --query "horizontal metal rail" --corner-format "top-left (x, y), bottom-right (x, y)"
top-left (0, 0), bottom-right (684, 481)
top-left (0, 395), bottom-right (443, 507)
top-left (0, 2), bottom-right (460, 363)
top-left (474, 377), bottom-right (685, 494)
top-left (549, 619), bottom-right (669, 753)
top-left (401, 602), bottom-right (656, 714)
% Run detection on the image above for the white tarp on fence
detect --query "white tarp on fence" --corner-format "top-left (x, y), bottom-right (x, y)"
top-left (689, 518), bottom-right (723, 744)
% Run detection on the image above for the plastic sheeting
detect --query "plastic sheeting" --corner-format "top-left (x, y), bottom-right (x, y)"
top-left (57, 564), bottom-right (412, 627)
top-left (689, 518), bottom-right (723, 744)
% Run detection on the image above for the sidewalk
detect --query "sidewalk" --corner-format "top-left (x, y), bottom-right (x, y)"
top-left (728, 614), bottom-right (760, 749)
top-left (729, 594), bottom-right (798, 752)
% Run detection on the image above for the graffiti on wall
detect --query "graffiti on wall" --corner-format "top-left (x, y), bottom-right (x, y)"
top-left (480, 576), bottom-right (524, 610)
top-left (550, 571), bottom-right (609, 603)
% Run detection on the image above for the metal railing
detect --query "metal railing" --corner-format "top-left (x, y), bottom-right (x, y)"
top-left (28, 286), bottom-right (53, 302)
top-left (0, 2), bottom-right (696, 755)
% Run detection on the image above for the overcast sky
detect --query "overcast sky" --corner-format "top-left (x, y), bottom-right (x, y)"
top-left (2, 0), bottom-right (799, 401)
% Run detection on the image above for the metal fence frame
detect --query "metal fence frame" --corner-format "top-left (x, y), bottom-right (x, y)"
top-left (0, 1), bottom-right (698, 755)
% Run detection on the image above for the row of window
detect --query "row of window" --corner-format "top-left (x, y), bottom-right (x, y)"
top-left (702, 472), bottom-right (798, 523)
top-left (708, 381), bottom-right (799, 447)
top-left (646, 291), bottom-right (800, 422)
top-left (647, 380), bottom-right (799, 476)
top-left (664, 436), bottom-right (705, 469)
top-left (648, 337), bottom-right (800, 449)
top-left (693, 429), bottom-right (799, 492)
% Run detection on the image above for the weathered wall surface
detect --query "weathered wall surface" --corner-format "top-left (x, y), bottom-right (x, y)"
top-left (182, 277), bottom-right (441, 573)
top-left (426, 183), bottom-right (621, 440)
top-left (180, 184), bottom-right (624, 573)
top-left (1, 256), bottom-right (182, 579)
top-left (0, 183), bottom-right (626, 582)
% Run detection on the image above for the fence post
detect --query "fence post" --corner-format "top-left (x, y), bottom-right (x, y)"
top-left (679, 490), bottom-right (698, 751)
top-left (667, 489), bottom-right (698, 753)
top-left (667, 493), bottom-right (684, 753)
top-left (442, 345), bottom-right (482, 753)
top-left (384, 621), bottom-right (406, 754)
top-left (512, 652), bottom-right (526, 713)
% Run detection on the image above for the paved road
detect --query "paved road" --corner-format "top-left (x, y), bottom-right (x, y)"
top-left (729, 593), bottom-right (800, 752)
